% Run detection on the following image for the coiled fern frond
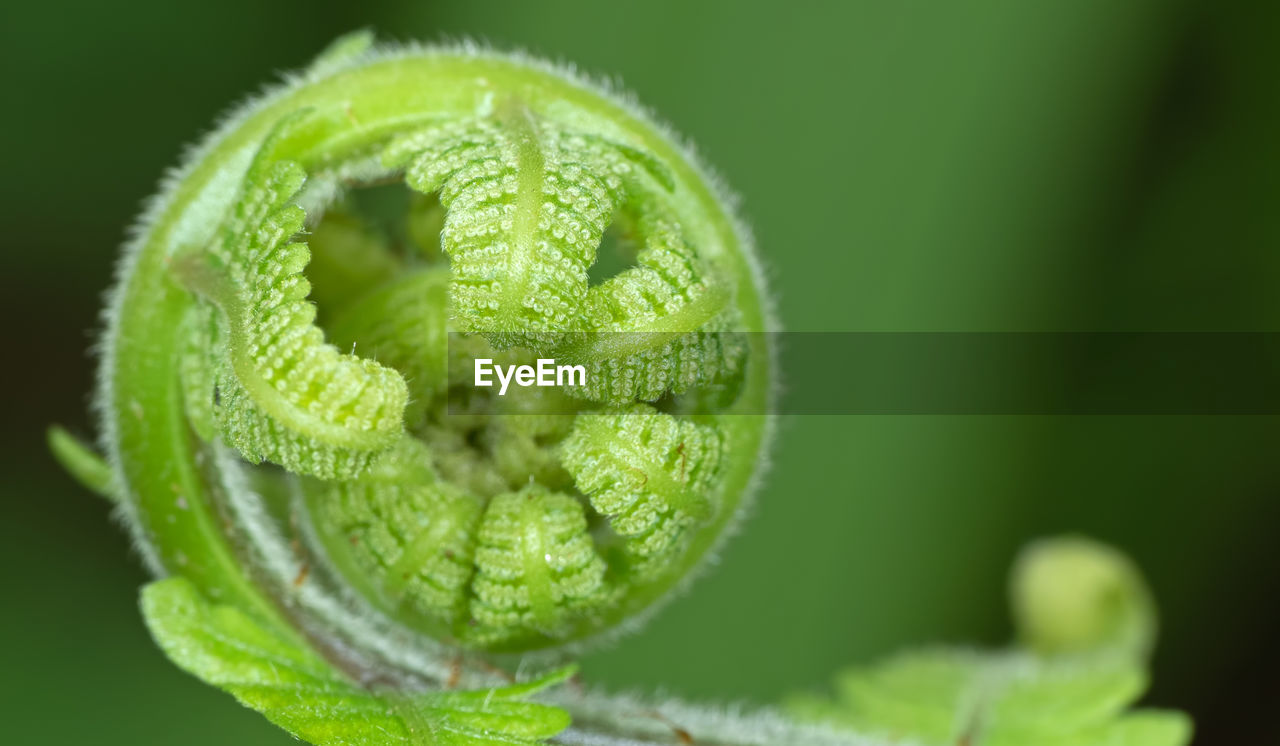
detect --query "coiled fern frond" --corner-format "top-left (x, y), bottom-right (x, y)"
top-left (46, 31), bottom-right (1188, 746)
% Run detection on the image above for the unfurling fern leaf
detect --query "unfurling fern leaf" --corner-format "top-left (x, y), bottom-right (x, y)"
top-left (324, 267), bottom-right (451, 429)
top-left (386, 107), bottom-right (744, 405)
top-left (468, 484), bottom-right (610, 646)
top-left (561, 405), bottom-right (724, 578)
top-left (385, 111), bottom-right (623, 344)
top-left (308, 437), bottom-right (483, 632)
top-left (175, 121), bottom-right (408, 479)
top-left (567, 213), bottom-right (744, 404)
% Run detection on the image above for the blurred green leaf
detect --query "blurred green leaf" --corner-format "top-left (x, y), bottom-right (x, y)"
top-left (791, 536), bottom-right (1190, 746)
top-left (788, 650), bottom-right (1190, 746)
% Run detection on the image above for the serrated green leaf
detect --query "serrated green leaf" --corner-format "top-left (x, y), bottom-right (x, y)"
top-left (141, 577), bottom-right (573, 746)
top-left (787, 650), bottom-right (1191, 746)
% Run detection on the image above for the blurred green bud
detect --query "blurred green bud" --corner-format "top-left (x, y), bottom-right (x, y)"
top-left (1010, 536), bottom-right (1156, 660)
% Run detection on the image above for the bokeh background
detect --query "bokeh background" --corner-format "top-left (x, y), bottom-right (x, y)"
top-left (4, 1), bottom-right (1277, 743)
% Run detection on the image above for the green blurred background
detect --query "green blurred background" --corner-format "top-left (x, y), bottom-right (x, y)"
top-left (4, 1), bottom-right (1277, 743)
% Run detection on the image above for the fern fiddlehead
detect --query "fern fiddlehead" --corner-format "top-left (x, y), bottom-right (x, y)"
top-left (49, 32), bottom-right (1188, 746)
top-left (52, 29), bottom-right (777, 744)
top-left (107, 31), bottom-right (770, 656)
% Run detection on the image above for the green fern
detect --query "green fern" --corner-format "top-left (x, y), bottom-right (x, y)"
top-left (174, 119), bottom-right (408, 479)
top-left (47, 31), bottom-right (1191, 746)
top-left (561, 404), bottom-right (724, 578)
